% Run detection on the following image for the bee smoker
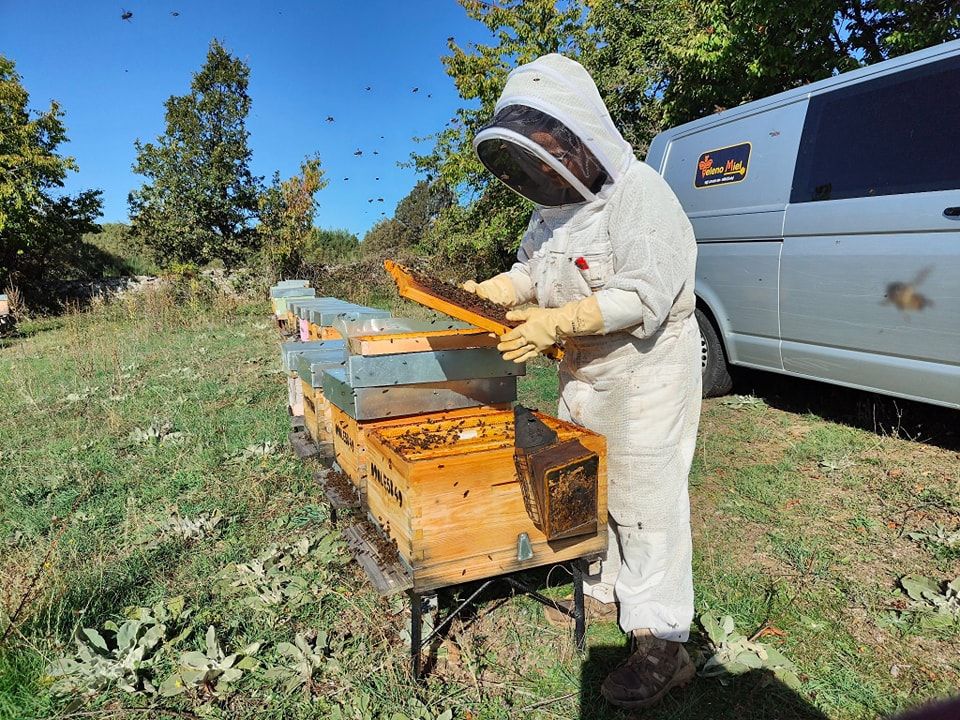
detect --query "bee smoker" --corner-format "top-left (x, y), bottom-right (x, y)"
top-left (513, 405), bottom-right (599, 541)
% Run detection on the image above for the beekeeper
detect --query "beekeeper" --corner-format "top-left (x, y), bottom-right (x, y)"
top-left (463, 54), bottom-right (702, 710)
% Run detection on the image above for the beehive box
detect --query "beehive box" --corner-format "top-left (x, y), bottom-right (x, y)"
top-left (294, 349), bottom-right (348, 444)
top-left (364, 410), bottom-right (607, 591)
top-left (290, 299), bottom-right (355, 341)
top-left (307, 306), bottom-right (392, 340)
top-left (330, 404), bottom-right (510, 498)
top-left (323, 368), bottom-right (517, 422)
top-left (270, 286), bottom-right (316, 319)
top-left (281, 340), bottom-right (345, 416)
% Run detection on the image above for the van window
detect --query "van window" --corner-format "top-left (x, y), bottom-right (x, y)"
top-left (791, 54), bottom-right (960, 203)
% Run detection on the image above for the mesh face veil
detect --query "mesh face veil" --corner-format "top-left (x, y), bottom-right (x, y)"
top-left (474, 105), bottom-right (609, 206)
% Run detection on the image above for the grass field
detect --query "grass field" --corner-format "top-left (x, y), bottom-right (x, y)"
top-left (1, 284), bottom-right (957, 719)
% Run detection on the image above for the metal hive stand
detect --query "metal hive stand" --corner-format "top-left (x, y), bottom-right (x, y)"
top-left (332, 510), bottom-right (595, 678)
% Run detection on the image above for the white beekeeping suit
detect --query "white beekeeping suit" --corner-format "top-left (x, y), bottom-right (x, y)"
top-left (470, 54), bottom-right (702, 648)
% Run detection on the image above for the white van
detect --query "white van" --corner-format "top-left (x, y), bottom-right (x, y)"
top-left (646, 40), bottom-right (960, 408)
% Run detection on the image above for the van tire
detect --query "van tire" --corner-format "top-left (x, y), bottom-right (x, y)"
top-left (696, 307), bottom-right (733, 398)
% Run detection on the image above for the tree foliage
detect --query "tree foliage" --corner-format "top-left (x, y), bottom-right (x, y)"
top-left (362, 180), bottom-right (454, 259)
top-left (417, 0), bottom-right (959, 280)
top-left (414, 0), bottom-right (587, 279)
top-left (304, 228), bottom-right (361, 265)
top-left (258, 155), bottom-right (327, 278)
top-left (128, 40), bottom-right (260, 269)
top-left (586, 0), bottom-right (960, 141)
top-left (0, 55), bottom-right (102, 289)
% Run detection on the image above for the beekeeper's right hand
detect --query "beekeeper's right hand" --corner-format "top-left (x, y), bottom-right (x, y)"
top-left (460, 273), bottom-right (518, 306)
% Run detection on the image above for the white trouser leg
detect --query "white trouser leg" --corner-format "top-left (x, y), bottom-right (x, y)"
top-left (580, 520), bottom-right (619, 604)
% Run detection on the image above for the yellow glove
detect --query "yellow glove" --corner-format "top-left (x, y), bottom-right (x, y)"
top-left (460, 273), bottom-right (518, 306)
top-left (498, 295), bottom-right (605, 363)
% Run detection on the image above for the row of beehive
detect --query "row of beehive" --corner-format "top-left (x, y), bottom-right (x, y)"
top-left (272, 280), bottom-right (608, 593)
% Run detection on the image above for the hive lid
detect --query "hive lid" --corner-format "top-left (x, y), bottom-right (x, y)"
top-left (289, 298), bottom-right (354, 319)
top-left (344, 347), bottom-right (523, 388)
top-left (274, 279), bottom-right (310, 288)
top-left (333, 316), bottom-right (476, 339)
top-left (281, 340), bottom-right (346, 372)
top-left (322, 368), bottom-right (517, 421)
top-left (308, 306), bottom-right (392, 326)
top-left (270, 286), bottom-right (318, 299)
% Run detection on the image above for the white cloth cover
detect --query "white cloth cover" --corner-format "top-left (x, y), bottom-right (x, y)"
top-left (489, 54), bottom-right (702, 642)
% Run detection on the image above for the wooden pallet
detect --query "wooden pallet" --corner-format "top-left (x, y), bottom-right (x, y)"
top-left (342, 524), bottom-right (412, 595)
top-left (363, 410), bottom-right (607, 592)
top-left (289, 430), bottom-right (332, 460)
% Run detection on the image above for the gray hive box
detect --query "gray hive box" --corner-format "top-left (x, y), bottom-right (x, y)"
top-left (322, 367), bottom-right (517, 421)
top-left (344, 348), bottom-right (523, 388)
top-left (271, 288), bottom-right (317, 315)
top-left (281, 340), bottom-right (347, 373)
top-left (270, 286), bottom-right (317, 299)
top-left (274, 279), bottom-right (310, 289)
top-left (294, 349), bottom-right (349, 388)
top-left (289, 297), bottom-right (355, 321)
top-left (308, 306), bottom-right (391, 327)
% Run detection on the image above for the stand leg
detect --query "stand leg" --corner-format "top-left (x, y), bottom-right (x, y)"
top-left (410, 591), bottom-right (422, 678)
top-left (572, 561), bottom-right (586, 651)
top-left (329, 507), bottom-right (338, 526)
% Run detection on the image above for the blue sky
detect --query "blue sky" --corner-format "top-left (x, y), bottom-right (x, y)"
top-left (0, 1), bottom-right (491, 237)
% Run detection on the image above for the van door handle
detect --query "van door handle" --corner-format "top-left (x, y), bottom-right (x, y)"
top-left (944, 206), bottom-right (960, 217)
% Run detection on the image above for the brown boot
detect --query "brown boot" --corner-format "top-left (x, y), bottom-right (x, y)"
top-left (543, 595), bottom-right (617, 628)
top-left (600, 629), bottom-right (696, 709)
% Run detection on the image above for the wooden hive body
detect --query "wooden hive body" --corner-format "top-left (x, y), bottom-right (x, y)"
top-left (364, 410), bottom-right (607, 592)
top-left (301, 379), bottom-right (334, 444)
top-left (330, 405), bottom-right (510, 497)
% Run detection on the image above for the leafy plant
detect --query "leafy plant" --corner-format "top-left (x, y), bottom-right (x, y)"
top-left (720, 395), bottom-right (765, 409)
top-left (699, 613), bottom-right (801, 689)
top-left (159, 625), bottom-right (260, 697)
top-left (907, 525), bottom-right (960, 552)
top-left (215, 533), bottom-right (344, 617)
top-left (899, 575), bottom-right (960, 621)
top-left (227, 440), bottom-right (279, 464)
top-left (128, 421), bottom-right (186, 446)
top-left (65, 387), bottom-right (96, 403)
top-left (263, 630), bottom-right (340, 694)
top-left (45, 597), bottom-right (191, 697)
top-left (161, 507), bottom-right (223, 542)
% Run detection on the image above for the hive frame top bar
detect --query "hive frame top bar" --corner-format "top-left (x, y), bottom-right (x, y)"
top-left (384, 260), bottom-right (563, 361)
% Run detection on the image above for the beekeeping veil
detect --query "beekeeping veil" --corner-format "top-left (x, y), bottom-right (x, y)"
top-left (474, 54), bottom-right (635, 207)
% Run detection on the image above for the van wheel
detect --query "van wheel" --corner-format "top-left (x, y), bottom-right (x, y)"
top-left (696, 307), bottom-right (733, 398)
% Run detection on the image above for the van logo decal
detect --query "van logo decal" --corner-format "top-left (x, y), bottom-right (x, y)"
top-left (695, 142), bottom-right (751, 188)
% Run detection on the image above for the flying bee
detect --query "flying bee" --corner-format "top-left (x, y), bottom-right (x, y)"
top-left (883, 266), bottom-right (933, 312)
top-left (121, 9), bottom-right (133, 21)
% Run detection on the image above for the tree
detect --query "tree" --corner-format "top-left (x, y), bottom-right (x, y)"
top-left (414, 0), bottom-right (588, 279)
top-left (128, 40), bottom-right (260, 268)
top-left (304, 228), bottom-right (360, 265)
top-left (0, 55), bottom-right (102, 289)
top-left (361, 180), bottom-right (454, 258)
top-left (257, 155), bottom-right (327, 278)
top-left (586, 0), bottom-right (960, 149)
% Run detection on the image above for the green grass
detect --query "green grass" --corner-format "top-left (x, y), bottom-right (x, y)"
top-left (0, 287), bottom-right (957, 719)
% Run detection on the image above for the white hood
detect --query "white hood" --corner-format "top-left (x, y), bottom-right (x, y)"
top-left (495, 54), bottom-right (636, 183)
